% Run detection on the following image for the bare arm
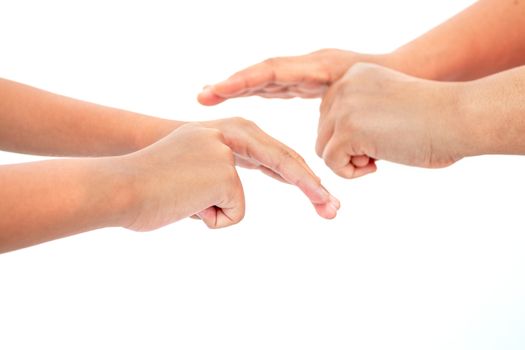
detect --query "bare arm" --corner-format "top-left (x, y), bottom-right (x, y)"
top-left (391, 0), bottom-right (525, 81)
top-left (0, 78), bottom-right (180, 156)
top-left (0, 125), bottom-right (250, 253)
top-left (0, 79), bottom-right (340, 252)
top-left (0, 123), bottom-right (340, 253)
top-left (461, 65), bottom-right (525, 156)
top-left (0, 157), bottom-right (128, 253)
top-left (198, 0), bottom-right (525, 105)
top-left (313, 62), bottom-right (525, 178)
top-left (0, 77), bottom-right (340, 220)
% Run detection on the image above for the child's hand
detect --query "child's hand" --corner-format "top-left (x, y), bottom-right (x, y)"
top-left (116, 123), bottom-right (246, 231)
top-left (201, 117), bottom-right (340, 219)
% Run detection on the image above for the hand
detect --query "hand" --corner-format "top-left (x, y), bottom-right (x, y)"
top-left (317, 63), bottom-right (469, 178)
top-left (201, 117), bottom-right (340, 219)
top-left (116, 123), bottom-right (245, 231)
top-left (198, 49), bottom-right (390, 105)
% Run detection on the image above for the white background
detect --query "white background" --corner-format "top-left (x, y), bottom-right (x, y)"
top-left (1, 0), bottom-right (525, 349)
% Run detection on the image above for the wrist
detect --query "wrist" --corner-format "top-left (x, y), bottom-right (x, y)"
top-left (89, 156), bottom-right (140, 229)
top-left (349, 51), bottom-right (435, 80)
top-left (132, 116), bottom-right (182, 151)
top-left (338, 50), bottom-right (395, 74)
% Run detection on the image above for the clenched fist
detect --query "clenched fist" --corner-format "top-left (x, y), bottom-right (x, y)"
top-left (317, 63), bottom-right (469, 178)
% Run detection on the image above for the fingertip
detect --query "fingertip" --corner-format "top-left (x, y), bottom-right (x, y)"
top-left (197, 87), bottom-right (225, 106)
top-left (327, 201), bottom-right (339, 219)
top-left (299, 182), bottom-right (340, 219)
top-left (314, 202), bottom-right (339, 220)
top-left (329, 194), bottom-right (341, 209)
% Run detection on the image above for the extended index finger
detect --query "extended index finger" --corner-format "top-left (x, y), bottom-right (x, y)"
top-left (245, 128), bottom-right (340, 219)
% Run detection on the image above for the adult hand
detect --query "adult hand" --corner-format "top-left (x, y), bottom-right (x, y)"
top-left (202, 117), bottom-right (340, 219)
top-left (317, 63), bottom-right (469, 178)
top-left (198, 49), bottom-right (391, 105)
top-left (196, 49), bottom-right (391, 177)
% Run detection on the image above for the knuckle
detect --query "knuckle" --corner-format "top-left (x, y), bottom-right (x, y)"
top-left (336, 168), bottom-right (354, 179)
top-left (312, 48), bottom-right (335, 55)
top-left (321, 82), bottom-right (347, 113)
top-left (291, 151), bottom-right (306, 165)
top-left (275, 148), bottom-right (298, 171)
top-left (208, 127), bottom-right (224, 138)
top-left (204, 128), bottom-right (227, 144)
top-left (228, 116), bottom-right (245, 124)
top-left (323, 151), bottom-right (336, 167)
top-left (262, 57), bottom-right (279, 66)
top-left (346, 62), bottom-right (376, 77)
top-left (338, 111), bottom-right (358, 133)
top-left (315, 142), bottom-right (324, 158)
top-left (319, 95), bottom-right (332, 115)
top-left (335, 79), bottom-right (356, 99)
top-left (281, 145), bottom-right (303, 161)
top-left (312, 48), bottom-right (346, 61)
top-left (233, 205), bottom-right (245, 224)
top-left (322, 143), bottom-right (341, 168)
top-left (345, 62), bottom-right (387, 86)
top-left (230, 116), bottom-right (257, 129)
top-left (323, 102), bottom-right (361, 134)
top-left (222, 181), bottom-right (245, 225)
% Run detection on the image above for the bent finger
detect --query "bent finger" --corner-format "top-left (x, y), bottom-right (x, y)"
top-left (323, 138), bottom-right (376, 179)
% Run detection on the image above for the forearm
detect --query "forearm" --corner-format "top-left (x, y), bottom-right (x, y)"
top-left (459, 65), bottom-right (525, 156)
top-left (0, 158), bottom-right (131, 253)
top-left (0, 78), bottom-right (182, 156)
top-left (387, 0), bottom-right (525, 81)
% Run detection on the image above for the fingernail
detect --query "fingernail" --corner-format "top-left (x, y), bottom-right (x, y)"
top-left (329, 202), bottom-right (339, 213)
top-left (315, 185), bottom-right (330, 201)
top-left (329, 194), bottom-right (341, 209)
top-left (325, 202), bottom-right (339, 219)
top-left (199, 86), bottom-right (216, 101)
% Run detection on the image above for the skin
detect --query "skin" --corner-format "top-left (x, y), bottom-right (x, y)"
top-left (0, 124), bottom-right (244, 252)
top-left (197, 0), bottom-right (525, 177)
top-left (316, 62), bottom-right (525, 177)
top-left (0, 79), bottom-right (339, 253)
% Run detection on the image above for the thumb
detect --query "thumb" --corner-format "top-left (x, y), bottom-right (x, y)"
top-left (197, 175), bottom-right (246, 228)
